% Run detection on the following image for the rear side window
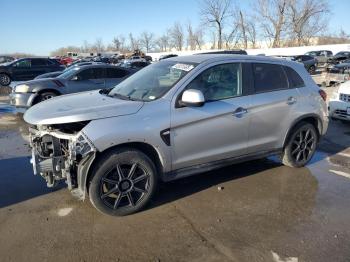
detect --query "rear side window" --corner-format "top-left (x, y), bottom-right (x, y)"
top-left (253, 63), bottom-right (288, 93)
top-left (284, 66), bottom-right (305, 88)
top-left (15, 59), bottom-right (31, 68)
top-left (106, 68), bottom-right (128, 78)
top-left (31, 59), bottom-right (48, 66)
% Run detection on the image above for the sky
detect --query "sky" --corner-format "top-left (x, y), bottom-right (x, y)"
top-left (1, 0), bottom-right (349, 56)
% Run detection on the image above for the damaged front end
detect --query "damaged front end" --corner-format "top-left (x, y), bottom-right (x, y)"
top-left (29, 121), bottom-right (96, 199)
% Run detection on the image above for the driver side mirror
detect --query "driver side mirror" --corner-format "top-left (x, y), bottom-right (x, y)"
top-left (180, 89), bottom-right (205, 107)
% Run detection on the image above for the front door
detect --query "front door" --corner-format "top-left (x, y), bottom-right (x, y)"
top-left (67, 68), bottom-right (105, 93)
top-left (170, 62), bottom-right (251, 171)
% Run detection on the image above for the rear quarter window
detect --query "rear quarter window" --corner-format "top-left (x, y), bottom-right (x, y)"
top-left (284, 66), bottom-right (305, 88)
top-left (253, 63), bottom-right (288, 93)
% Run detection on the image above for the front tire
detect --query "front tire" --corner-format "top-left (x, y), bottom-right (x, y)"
top-left (0, 73), bottom-right (11, 86)
top-left (282, 122), bottom-right (317, 168)
top-left (89, 148), bottom-right (158, 216)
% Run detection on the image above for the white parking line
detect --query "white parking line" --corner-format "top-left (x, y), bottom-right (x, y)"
top-left (329, 169), bottom-right (350, 179)
top-left (271, 251), bottom-right (298, 262)
top-left (57, 207), bottom-right (73, 217)
top-left (337, 152), bottom-right (350, 158)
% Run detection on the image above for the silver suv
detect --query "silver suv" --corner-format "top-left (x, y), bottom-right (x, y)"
top-left (24, 55), bottom-right (328, 216)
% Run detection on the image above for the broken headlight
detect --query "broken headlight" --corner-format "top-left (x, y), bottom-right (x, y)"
top-left (71, 132), bottom-right (95, 160)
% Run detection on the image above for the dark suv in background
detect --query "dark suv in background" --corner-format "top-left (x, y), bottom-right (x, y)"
top-left (0, 57), bottom-right (65, 86)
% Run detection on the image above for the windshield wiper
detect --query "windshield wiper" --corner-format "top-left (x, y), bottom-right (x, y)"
top-left (109, 92), bottom-right (135, 100)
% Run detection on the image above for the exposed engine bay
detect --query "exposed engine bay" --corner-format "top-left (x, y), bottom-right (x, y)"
top-left (29, 121), bottom-right (95, 198)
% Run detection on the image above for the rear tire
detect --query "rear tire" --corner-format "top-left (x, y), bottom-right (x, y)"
top-left (282, 122), bottom-right (317, 168)
top-left (89, 148), bottom-right (158, 216)
top-left (0, 73), bottom-right (11, 86)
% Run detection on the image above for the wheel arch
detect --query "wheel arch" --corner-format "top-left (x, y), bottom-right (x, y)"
top-left (82, 141), bottom-right (165, 197)
top-left (31, 88), bottom-right (61, 105)
top-left (283, 114), bottom-right (322, 148)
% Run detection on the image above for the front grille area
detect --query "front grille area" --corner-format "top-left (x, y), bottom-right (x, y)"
top-left (339, 93), bottom-right (350, 102)
top-left (335, 109), bottom-right (349, 117)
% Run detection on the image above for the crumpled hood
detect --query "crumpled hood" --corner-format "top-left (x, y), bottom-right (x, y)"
top-left (24, 90), bottom-right (144, 125)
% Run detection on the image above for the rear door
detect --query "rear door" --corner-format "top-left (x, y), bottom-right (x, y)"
top-left (247, 63), bottom-right (299, 153)
top-left (170, 62), bottom-right (252, 170)
top-left (31, 58), bottom-right (51, 78)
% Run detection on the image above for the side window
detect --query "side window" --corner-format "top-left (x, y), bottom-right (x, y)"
top-left (93, 68), bottom-right (105, 79)
top-left (76, 68), bottom-right (94, 80)
top-left (15, 59), bottom-right (31, 68)
top-left (185, 63), bottom-right (242, 101)
top-left (253, 63), bottom-right (288, 93)
top-left (106, 68), bottom-right (128, 78)
top-left (31, 59), bottom-right (48, 66)
top-left (284, 66), bottom-right (305, 88)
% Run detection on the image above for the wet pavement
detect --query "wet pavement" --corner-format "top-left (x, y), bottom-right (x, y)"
top-left (0, 90), bottom-right (350, 262)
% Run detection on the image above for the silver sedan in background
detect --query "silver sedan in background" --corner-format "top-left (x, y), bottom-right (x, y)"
top-left (10, 64), bottom-right (136, 108)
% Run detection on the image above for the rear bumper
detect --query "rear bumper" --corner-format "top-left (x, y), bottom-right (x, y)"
top-left (329, 99), bottom-right (350, 121)
top-left (9, 92), bottom-right (37, 108)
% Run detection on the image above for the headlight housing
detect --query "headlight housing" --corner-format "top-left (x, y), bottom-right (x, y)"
top-left (70, 132), bottom-right (95, 159)
top-left (15, 84), bottom-right (30, 93)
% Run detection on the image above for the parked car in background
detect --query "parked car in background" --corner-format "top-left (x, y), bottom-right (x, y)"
top-left (35, 62), bottom-right (104, 79)
top-left (144, 55), bottom-right (153, 62)
top-left (24, 54), bottom-right (328, 216)
top-left (10, 64), bottom-right (134, 108)
top-left (292, 55), bottom-right (317, 74)
top-left (328, 51), bottom-right (350, 64)
top-left (120, 60), bottom-right (150, 70)
top-left (0, 57), bottom-right (65, 86)
top-left (159, 54), bottom-right (178, 60)
top-left (327, 59), bottom-right (350, 74)
top-left (93, 56), bottom-right (110, 63)
top-left (304, 50), bottom-right (333, 67)
top-left (0, 56), bottom-right (15, 64)
top-left (329, 80), bottom-right (350, 123)
top-left (59, 56), bottom-right (74, 66)
top-left (128, 56), bottom-right (146, 62)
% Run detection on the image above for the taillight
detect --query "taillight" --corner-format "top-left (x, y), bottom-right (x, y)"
top-left (319, 89), bottom-right (327, 101)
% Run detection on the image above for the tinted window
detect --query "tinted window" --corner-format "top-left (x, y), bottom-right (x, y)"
top-left (77, 68), bottom-right (94, 80)
top-left (15, 59), bottom-right (31, 68)
top-left (253, 63), bottom-right (288, 93)
top-left (32, 59), bottom-right (48, 66)
top-left (185, 63), bottom-right (242, 101)
top-left (106, 68), bottom-right (128, 78)
top-left (284, 66), bottom-right (305, 88)
top-left (93, 68), bottom-right (105, 79)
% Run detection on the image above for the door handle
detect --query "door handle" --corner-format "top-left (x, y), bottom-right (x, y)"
top-left (287, 96), bottom-right (297, 105)
top-left (233, 107), bottom-right (248, 118)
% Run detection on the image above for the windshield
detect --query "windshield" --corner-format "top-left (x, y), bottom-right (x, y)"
top-left (109, 60), bottom-right (197, 101)
top-left (58, 67), bottom-right (80, 79)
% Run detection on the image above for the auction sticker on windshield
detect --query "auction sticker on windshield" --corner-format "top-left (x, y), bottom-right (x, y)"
top-left (172, 63), bottom-right (194, 72)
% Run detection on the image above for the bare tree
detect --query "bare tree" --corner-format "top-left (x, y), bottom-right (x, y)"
top-left (139, 31), bottom-right (155, 52)
top-left (128, 33), bottom-right (140, 51)
top-left (91, 38), bottom-right (105, 53)
top-left (187, 22), bottom-right (197, 50)
top-left (81, 40), bottom-right (91, 53)
top-left (112, 35), bottom-right (126, 51)
top-left (287, 0), bottom-right (329, 46)
top-left (255, 0), bottom-right (288, 48)
top-left (169, 22), bottom-right (184, 51)
top-left (200, 0), bottom-right (232, 49)
top-left (155, 31), bottom-right (171, 52)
